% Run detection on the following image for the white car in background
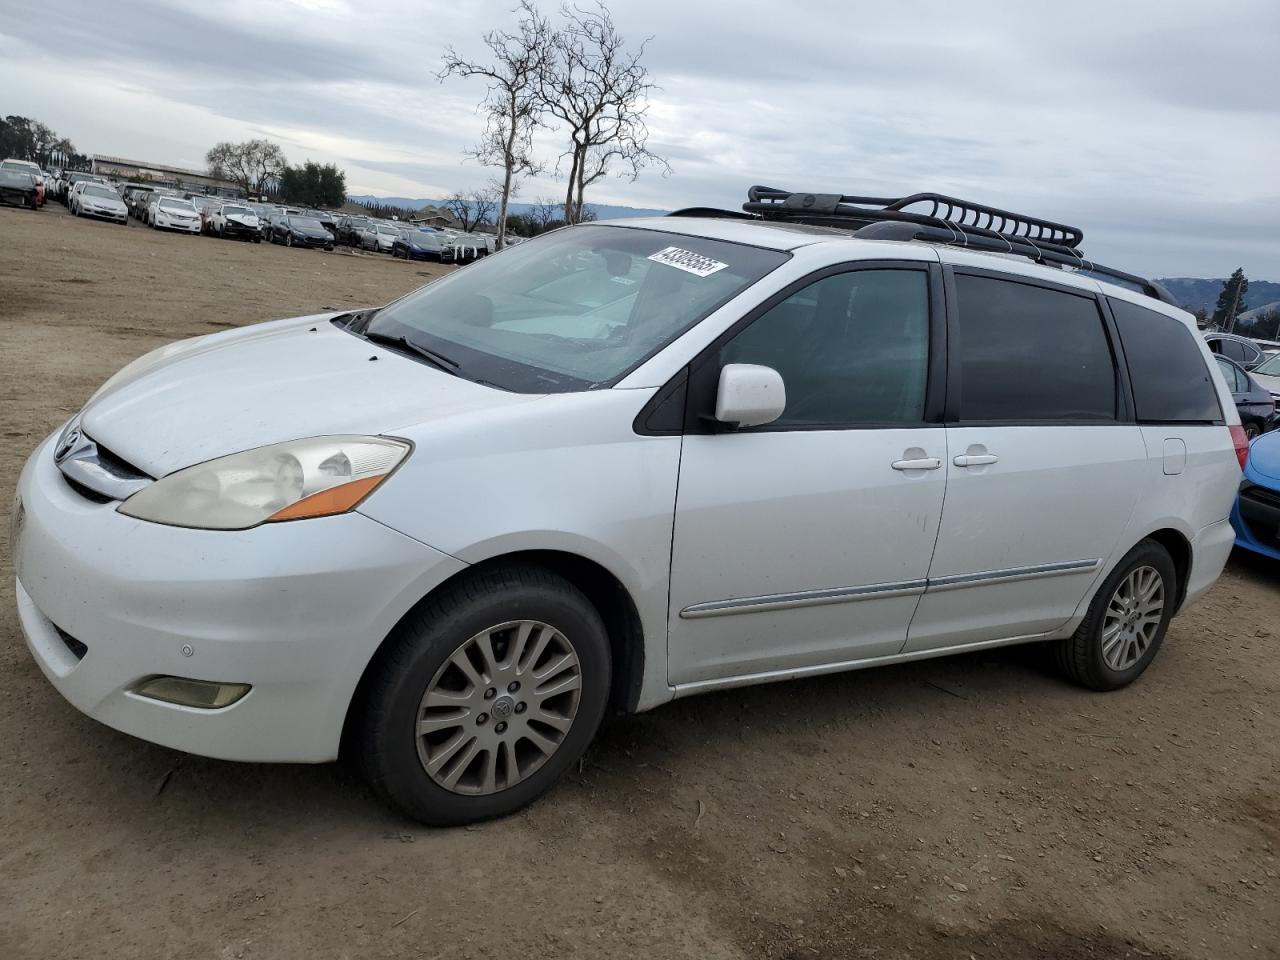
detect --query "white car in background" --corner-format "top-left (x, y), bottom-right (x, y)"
top-left (70, 183), bottom-right (128, 224)
top-left (210, 202), bottom-right (261, 241)
top-left (13, 189), bottom-right (1244, 827)
top-left (149, 196), bottom-right (201, 233)
top-left (1247, 353), bottom-right (1280, 398)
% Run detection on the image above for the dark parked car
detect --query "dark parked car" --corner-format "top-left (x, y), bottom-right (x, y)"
top-left (0, 168), bottom-right (39, 209)
top-left (391, 228), bottom-right (444, 261)
top-left (270, 215), bottom-right (334, 250)
top-left (337, 215), bottom-right (372, 246)
top-left (1215, 356), bottom-right (1275, 439)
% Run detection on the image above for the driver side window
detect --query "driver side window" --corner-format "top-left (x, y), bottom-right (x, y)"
top-left (718, 269), bottom-right (930, 427)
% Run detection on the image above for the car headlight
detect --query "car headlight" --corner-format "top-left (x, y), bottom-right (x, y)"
top-left (117, 436), bottom-right (410, 530)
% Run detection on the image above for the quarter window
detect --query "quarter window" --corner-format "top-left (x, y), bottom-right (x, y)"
top-left (1216, 357), bottom-right (1246, 393)
top-left (1109, 298), bottom-right (1222, 422)
top-left (717, 269), bottom-right (930, 427)
top-left (954, 275), bottom-right (1116, 422)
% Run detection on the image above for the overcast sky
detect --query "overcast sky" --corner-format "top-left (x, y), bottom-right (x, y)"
top-left (3, 0), bottom-right (1277, 277)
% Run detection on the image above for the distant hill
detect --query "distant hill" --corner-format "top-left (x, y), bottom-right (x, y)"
top-left (1156, 278), bottom-right (1280, 316)
top-left (347, 195), bottom-right (669, 221)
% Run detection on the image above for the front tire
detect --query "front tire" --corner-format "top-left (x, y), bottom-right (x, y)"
top-left (357, 565), bottom-right (611, 826)
top-left (1051, 540), bottom-right (1176, 691)
top-left (1245, 421), bottom-right (1261, 441)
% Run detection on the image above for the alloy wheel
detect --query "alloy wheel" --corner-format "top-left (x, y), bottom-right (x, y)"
top-left (1101, 565), bottom-right (1164, 671)
top-left (415, 620), bottom-right (582, 796)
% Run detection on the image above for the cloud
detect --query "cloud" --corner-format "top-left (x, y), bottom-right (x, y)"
top-left (1, 0), bottom-right (1276, 277)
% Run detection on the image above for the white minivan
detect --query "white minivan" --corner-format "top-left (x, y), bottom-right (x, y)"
top-left (13, 188), bottom-right (1244, 824)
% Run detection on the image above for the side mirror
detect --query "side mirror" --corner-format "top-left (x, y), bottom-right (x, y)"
top-left (715, 363), bottom-right (786, 429)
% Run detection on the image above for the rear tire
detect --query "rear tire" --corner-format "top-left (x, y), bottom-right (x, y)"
top-left (357, 565), bottom-right (611, 826)
top-left (1051, 540), bottom-right (1176, 691)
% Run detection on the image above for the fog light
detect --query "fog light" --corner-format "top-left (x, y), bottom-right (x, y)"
top-left (134, 676), bottom-right (251, 709)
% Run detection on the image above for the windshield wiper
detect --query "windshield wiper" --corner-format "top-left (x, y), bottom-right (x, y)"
top-left (363, 330), bottom-right (461, 375)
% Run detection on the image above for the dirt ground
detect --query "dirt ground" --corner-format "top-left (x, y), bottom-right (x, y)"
top-left (1, 203), bottom-right (1277, 960)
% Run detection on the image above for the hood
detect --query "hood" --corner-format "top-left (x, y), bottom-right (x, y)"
top-left (227, 213), bottom-right (259, 224)
top-left (81, 314), bottom-right (539, 477)
top-left (1250, 370), bottom-right (1280, 396)
top-left (295, 225), bottom-right (328, 237)
top-left (1247, 430), bottom-right (1280, 483)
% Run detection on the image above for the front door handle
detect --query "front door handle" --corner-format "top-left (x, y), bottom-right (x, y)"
top-left (954, 454), bottom-right (999, 467)
top-left (891, 457), bottom-right (942, 471)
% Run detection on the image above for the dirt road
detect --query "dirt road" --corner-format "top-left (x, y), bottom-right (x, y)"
top-left (1, 204), bottom-right (1277, 960)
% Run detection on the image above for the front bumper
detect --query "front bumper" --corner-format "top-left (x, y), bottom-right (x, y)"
top-left (1231, 480), bottom-right (1280, 560)
top-left (156, 217), bottom-right (201, 233)
top-left (82, 207), bottom-right (128, 223)
top-left (14, 433), bottom-right (466, 762)
top-left (222, 220), bottom-right (259, 238)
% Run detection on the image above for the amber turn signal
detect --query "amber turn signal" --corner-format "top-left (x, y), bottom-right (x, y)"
top-left (267, 475), bottom-right (387, 522)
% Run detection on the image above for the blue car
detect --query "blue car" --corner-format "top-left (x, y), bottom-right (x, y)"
top-left (1232, 430), bottom-right (1280, 559)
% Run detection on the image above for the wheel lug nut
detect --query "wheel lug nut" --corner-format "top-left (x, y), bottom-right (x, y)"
top-left (514, 702), bottom-right (526, 714)
top-left (483, 688), bottom-right (496, 700)
top-left (495, 722), bottom-right (507, 734)
top-left (476, 713), bottom-right (488, 725)
top-left (507, 681), bottom-right (520, 693)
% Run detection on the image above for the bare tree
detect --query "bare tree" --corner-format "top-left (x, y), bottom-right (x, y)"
top-left (442, 1), bottom-right (554, 250)
top-left (529, 195), bottom-right (563, 229)
top-left (205, 139), bottom-right (286, 198)
top-left (442, 187), bottom-right (500, 232)
top-left (538, 2), bottom-right (668, 224)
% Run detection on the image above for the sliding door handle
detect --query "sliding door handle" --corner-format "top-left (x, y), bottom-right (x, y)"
top-left (954, 454), bottom-right (999, 467)
top-left (891, 457), bottom-right (942, 471)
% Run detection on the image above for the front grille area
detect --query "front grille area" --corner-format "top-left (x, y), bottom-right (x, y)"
top-left (1238, 483), bottom-right (1280, 548)
top-left (52, 624), bottom-right (88, 661)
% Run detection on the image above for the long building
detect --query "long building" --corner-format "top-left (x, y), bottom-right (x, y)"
top-left (89, 154), bottom-right (243, 196)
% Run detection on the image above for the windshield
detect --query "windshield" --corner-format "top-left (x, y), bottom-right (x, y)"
top-left (83, 185), bottom-right (117, 200)
top-left (366, 224), bottom-right (789, 392)
top-left (159, 199), bottom-right (195, 212)
top-left (223, 205), bottom-right (249, 215)
top-left (290, 217), bottom-right (323, 229)
top-left (0, 169), bottom-right (31, 185)
top-left (377, 225), bottom-right (398, 235)
top-left (1254, 353), bottom-right (1280, 376)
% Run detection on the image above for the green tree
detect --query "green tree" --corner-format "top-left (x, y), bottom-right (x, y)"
top-left (278, 161), bottom-right (347, 208)
top-left (1211, 268), bottom-right (1249, 331)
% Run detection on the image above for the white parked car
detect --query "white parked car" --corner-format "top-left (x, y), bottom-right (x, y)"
top-left (210, 202), bottom-right (261, 241)
top-left (13, 188), bottom-right (1244, 826)
top-left (148, 196), bottom-right (201, 233)
top-left (70, 182), bottom-right (128, 224)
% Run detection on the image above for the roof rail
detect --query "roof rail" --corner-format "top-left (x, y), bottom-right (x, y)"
top-left (732, 186), bottom-right (1177, 306)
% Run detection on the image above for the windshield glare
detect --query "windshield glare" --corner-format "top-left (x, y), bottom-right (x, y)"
top-left (367, 224), bottom-right (789, 392)
top-left (159, 199), bottom-right (195, 211)
top-left (291, 217), bottom-right (323, 229)
top-left (83, 186), bottom-right (116, 199)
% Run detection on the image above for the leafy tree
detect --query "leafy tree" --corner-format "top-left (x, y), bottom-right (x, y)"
top-left (1210, 268), bottom-right (1249, 331)
top-left (279, 161), bottom-right (347, 208)
top-left (0, 116), bottom-right (73, 167)
top-left (205, 139), bottom-right (286, 198)
top-left (441, 0), bottom-right (553, 250)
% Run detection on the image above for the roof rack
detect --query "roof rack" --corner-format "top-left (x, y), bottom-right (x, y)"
top-left (670, 186), bottom-right (1177, 306)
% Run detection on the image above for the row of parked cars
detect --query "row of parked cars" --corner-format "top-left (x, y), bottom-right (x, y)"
top-left (1203, 332), bottom-right (1280, 439)
top-left (23, 165), bottom-right (500, 265)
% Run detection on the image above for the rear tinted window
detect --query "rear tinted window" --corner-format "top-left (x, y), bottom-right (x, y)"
top-left (954, 275), bottom-right (1116, 421)
top-left (1109, 298), bottom-right (1221, 422)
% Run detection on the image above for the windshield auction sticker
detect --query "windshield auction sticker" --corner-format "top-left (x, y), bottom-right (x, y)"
top-left (648, 246), bottom-right (730, 278)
